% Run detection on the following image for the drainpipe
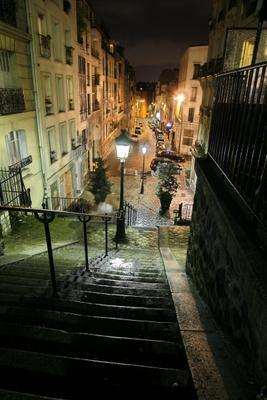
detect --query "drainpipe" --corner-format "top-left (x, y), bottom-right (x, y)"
top-left (25, 0), bottom-right (48, 203)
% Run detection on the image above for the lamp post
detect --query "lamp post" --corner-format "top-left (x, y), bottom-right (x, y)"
top-left (140, 145), bottom-right (147, 195)
top-left (114, 130), bottom-right (132, 243)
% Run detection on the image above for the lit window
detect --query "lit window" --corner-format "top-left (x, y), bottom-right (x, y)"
top-left (240, 40), bottom-right (254, 68)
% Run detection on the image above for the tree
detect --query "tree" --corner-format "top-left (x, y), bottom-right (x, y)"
top-left (155, 162), bottom-right (180, 216)
top-left (89, 157), bottom-right (112, 204)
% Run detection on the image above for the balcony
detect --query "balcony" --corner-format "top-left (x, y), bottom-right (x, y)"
top-left (92, 99), bottom-right (100, 112)
top-left (208, 62), bottom-right (267, 228)
top-left (91, 48), bottom-right (100, 59)
top-left (65, 46), bottom-right (73, 65)
top-left (9, 155), bottom-right (32, 170)
top-left (0, 88), bottom-right (25, 115)
top-left (39, 34), bottom-right (51, 58)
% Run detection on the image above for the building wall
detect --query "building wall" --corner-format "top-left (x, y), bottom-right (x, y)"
top-left (175, 45), bottom-right (208, 156)
top-left (187, 160), bottom-right (267, 384)
top-left (0, 1), bottom-right (43, 207)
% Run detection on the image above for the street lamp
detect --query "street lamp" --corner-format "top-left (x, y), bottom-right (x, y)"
top-left (114, 130), bottom-right (132, 243)
top-left (140, 145), bottom-right (147, 194)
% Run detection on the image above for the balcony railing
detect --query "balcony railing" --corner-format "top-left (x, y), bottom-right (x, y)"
top-left (9, 155), bottom-right (32, 170)
top-left (0, 88), bottom-right (25, 115)
top-left (39, 34), bottom-right (51, 58)
top-left (208, 62), bottom-right (267, 227)
top-left (65, 46), bottom-right (73, 65)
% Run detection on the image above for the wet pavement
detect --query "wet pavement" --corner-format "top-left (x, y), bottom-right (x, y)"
top-left (105, 119), bottom-right (194, 227)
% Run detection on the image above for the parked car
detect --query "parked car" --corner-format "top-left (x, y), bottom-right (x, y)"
top-left (157, 150), bottom-right (185, 163)
top-left (150, 158), bottom-right (182, 174)
top-left (135, 127), bottom-right (142, 135)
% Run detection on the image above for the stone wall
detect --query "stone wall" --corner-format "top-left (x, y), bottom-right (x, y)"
top-left (186, 163), bottom-right (267, 385)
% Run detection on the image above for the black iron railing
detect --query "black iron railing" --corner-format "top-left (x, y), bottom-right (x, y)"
top-left (0, 205), bottom-right (116, 297)
top-left (39, 34), bottom-right (51, 58)
top-left (0, 167), bottom-right (31, 207)
top-left (0, 88), bottom-right (25, 115)
top-left (208, 62), bottom-right (267, 227)
top-left (124, 202), bottom-right (137, 226)
top-left (65, 45), bottom-right (73, 65)
top-left (9, 155), bottom-right (32, 170)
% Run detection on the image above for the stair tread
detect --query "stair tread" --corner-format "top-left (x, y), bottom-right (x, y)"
top-left (0, 389), bottom-right (63, 400)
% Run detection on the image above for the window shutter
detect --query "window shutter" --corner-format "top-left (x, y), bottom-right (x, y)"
top-left (18, 130), bottom-right (28, 159)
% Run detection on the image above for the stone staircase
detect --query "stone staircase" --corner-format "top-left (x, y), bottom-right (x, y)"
top-left (0, 246), bottom-right (196, 399)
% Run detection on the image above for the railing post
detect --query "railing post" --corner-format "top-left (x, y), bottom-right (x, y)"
top-left (79, 215), bottom-right (91, 271)
top-left (34, 211), bottom-right (57, 297)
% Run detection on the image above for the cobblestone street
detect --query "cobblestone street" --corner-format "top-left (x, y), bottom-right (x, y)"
top-left (106, 119), bottom-right (194, 227)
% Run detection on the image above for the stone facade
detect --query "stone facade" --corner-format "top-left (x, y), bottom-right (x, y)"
top-left (186, 161), bottom-right (267, 385)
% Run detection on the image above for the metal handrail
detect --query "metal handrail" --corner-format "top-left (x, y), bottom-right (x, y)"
top-left (123, 201), bottom-right (137, 226)
top-left (0, 205), bottom-right (116, 297)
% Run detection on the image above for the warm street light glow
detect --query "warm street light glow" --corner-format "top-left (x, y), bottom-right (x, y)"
top-left (174, 93), bottom-right (185, 104)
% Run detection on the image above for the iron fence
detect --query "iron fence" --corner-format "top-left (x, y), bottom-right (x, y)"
top-left (208, 62), bottom-right (267, 227)
top-left (0, 88), bottom-right (25, 115)
top-left (0, 205), bottom-right (116, 297)
top-left (0, 167), bottom-right (31, 206)
top-left (124, 202), bottom-right (137, 226)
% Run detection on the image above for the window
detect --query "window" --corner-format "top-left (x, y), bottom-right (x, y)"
top-left (6, 130), bottom-right (28, 165)
top-left (47, 126), bottom-right (57, 163)
top-left (59, 123), bottom-right (68, 156)
top-left (190, 87), bottom-right (198, 102)
top-left (0, 51), bottom-right (14, 87)
top-left (188, 108), bottom-right (195, 122)
top-left (183, 129), bottom-right (194, 138)
top-left (240, 40), bottom-right (254, 67)
top-left (52, 20), bottom-right (62, 61)
top-left (87, 94), bottom-right (91, 114)
top-left (50, 181), bottom-right (60, 209)
top-left (37, 13), bottom-right (47, 35)
top-left (56, 75), bottom-right (65, 112)
top-left (193, 63), bottom-right (201, 79)
top-left (69, 119), bottom-right (76, 148)
top-left (66, 76), bottom-right (74, 110)
top-left (87, 63), bottom-right (91, 85)
top-left (78, 56), bottom-right (86, 74)
top-left (183, 137), bottom-right (193, 146)
top-left (43, 74), bottom-right (53, 115)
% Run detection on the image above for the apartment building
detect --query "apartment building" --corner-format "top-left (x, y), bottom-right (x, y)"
top-left (175, 45), bottom-right (208, 157)
top-left (0, 0), bottom-right (44, 207)
top-left (27, 0), bottom-right (80, 206)
top-left (101, 36), bottom-right (127, 160)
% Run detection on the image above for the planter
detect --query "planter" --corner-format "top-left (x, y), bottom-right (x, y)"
top-left (159, 192), bottom-right (172, 216)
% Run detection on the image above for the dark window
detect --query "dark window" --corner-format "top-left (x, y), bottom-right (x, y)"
top-left (188, 108), bottom-right (195, 122)
top-left (193, 64), bottom-right (201, 79)
top-left (63, 0), bottom-right (71, 14)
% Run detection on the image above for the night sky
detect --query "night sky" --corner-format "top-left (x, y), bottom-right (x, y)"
top-left (90, 0), bottom-right (212, 81)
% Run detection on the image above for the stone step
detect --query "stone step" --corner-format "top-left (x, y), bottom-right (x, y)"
top-left (0, 348), bottom-right (190, 397)
top-left (0, 292), bottom-right (173, 309)
top-left (0, 305), bottom-right (179, 341)
top-left (78, 276), bottom-right (168, 289)
top-left (95, 269), bottom-right (165, 278)
top-left (0, 296), bottom-right (176, 322)
top-left (0, 283), bottom-right (46, 296)
top-left (0, 275), bottom-right (50, 286)
top-left (0, 322), bottom-right (186, 369)
top-left (90, 272), bottom-right (166, 283)
top-left (0, 389), bottom-right (63, 400)
top-left (74, 282), bottom-right (170, 297)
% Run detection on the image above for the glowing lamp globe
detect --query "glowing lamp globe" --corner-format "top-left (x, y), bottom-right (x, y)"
top-left (115, 130), bottom-right (132, 161)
